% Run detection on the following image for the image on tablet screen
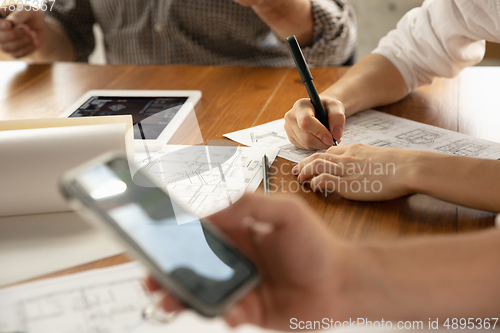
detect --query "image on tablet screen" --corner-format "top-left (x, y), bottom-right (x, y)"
top-left (69, 96), bottom-right (188, 140)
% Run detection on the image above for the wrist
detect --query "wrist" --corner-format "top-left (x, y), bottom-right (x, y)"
top-left (321, 88), bottom-right (356, 117)
top-left (403, 151), bottom-right (436, 195)
top-left (38, 22), bottom-right (75, 62)
top-left (330, 242), bottom-right (392, 320)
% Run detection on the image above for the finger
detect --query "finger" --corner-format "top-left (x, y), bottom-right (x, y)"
top-left (301, 132), bottom-right (331, 150)
top-left (323, 98), bottom-right (346, 141)
top-left (223, 291), bottom-right (262, 328)
top-left (144, 275), bottom-right (162, 292)
top-left (6, 8), bottom-right (35, 26)
top-left (224, 304), bottom-right (248, 328)
top-left (293, 152), bottom-right (339, 175)
top-left (285, 117), bottom-right (327, 150)
top-left (326, 145), bottom-right (350, 155)
top-left (144, 276), bottom-right (186, 312)
top-left (283, 119), bottom-right (302, 148)
top-left (0, 18), bottom-right (14, 30)
top-left (11, 43), bottom-right (36, 58)
top-left (159, 293), bottom-right (187, 312)
top-left (286, 130), bottom-right (302, 150)
top-left (208, 193), bottom-right (310, 232)
top-left (0, 7), bottom-right (11, 17)
top-left (310, 174), bottom-right (342, 193)
top-left (29, 29), bottom-right (40, 47)
top-left (297, 160), bottom-right (343, 183)
top-left (0, 33), bottom-right (32, 53)
top-left (293, 99), bottom-right (333, 147)
top-left (0, 26), bottom-right (25, 42)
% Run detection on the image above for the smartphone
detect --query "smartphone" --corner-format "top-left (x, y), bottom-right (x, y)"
top-left (59, 151), bottom-right (259, 317)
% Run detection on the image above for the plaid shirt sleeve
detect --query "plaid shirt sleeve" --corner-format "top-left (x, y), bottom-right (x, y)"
top-left (44, 0), bottom-right (96, 62)
top-left (303, 0), bottom-right (357, 66)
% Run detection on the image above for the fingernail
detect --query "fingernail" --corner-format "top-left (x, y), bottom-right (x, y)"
top-left (333, 126), bottom-right (343, 141)
top-left (292, 165), bottom-right (299, 175)
top-left (323, 135), bottom-right (334, 146)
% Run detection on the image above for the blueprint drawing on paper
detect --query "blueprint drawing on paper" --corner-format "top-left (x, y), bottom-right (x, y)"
top-left (224, 110), bottom-right (500, 163)
top-left (135, 145), bottom-right (279, 217)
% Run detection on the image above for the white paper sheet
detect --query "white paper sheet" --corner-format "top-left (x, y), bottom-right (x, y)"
top-left (0, 211), bottom-right (123, 287)
top-left (0, 123), bottom-right (128, 217)
top-left (0, 139), bottom-right (277, 286)
top-left (0, 262), bottom-right (280, 333)
top-left (224, 110), bottom-right (500, 163)
top-left (0, 117), bottom-right (132, 286)
top-left (135, 145), bottom-right (279, 218)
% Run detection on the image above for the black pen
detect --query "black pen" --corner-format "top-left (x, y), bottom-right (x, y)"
top-left (286, 35), bottom-right (337, 146)
top-left (262, 154), bottom-right (270, 195)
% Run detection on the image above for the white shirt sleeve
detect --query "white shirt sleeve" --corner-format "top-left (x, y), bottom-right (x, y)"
top-left (373, 0), bottom-right (500, 92)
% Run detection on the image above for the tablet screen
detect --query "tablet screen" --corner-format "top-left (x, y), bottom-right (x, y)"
top-left (69, 96), bottom-right (188, 140)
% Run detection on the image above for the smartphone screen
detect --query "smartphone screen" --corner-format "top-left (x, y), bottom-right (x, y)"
top-left (68, 157), bottom-right (257, 307)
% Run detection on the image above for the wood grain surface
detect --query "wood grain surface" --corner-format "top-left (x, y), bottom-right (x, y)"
top-left (0, 62), bottom-right (497, 284)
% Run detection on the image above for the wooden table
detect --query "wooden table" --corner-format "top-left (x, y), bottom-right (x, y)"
top-left (1, 62), bottom-right (498, 281)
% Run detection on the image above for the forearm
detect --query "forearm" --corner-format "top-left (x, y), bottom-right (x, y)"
top-left (251, 0), bottom-right (313, 46)
top-left (29, 22), bottom-right (74, 62)
top-left (338, 228), bottom-right (500, 321)
top-left (321, 54), bottom-right (408, 116)
top-left (405, 151), bottom-right (500, 212)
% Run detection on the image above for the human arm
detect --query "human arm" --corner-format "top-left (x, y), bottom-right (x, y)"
top-left (234, 0), bottom-right (356, 66)
top-left (147, 193), bottom-right (344, 330)
top-left (285, 0), bottom-right (500, 150)
top-left (146, 193), bottom-right (500, 329)
top-left (233, 0), bottom-right (315, 46)
top-left (284, 54), bottom-right (406, 150)
top-left (293, 144), bottom-right (500, 212)
top-left (0, 0), bottom-right (95, 62)
top-left (0, 8), bottom-right (74, 61)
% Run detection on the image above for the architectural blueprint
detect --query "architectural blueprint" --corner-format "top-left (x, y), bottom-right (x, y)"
top-left (134, 145), bottom-right (279, 218)
top-left (224, 110), bottom-right (500, 163)
top-left (0, 263), bottom-right (281, 333)
top-left (0, 263), bottom-right (152, 333)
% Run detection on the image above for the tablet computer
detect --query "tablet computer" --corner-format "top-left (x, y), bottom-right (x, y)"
top-left (60, 90), bottom-right (202, 148)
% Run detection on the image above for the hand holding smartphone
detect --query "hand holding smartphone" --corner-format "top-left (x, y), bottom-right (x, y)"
top-left (59, 152), bottom-right (260, 317)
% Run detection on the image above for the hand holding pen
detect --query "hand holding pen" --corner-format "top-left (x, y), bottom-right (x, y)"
top-left (284, 35), bottom-right (346, 150)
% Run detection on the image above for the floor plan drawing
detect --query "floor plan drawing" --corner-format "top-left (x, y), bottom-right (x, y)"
top-left (253, 131), bottom-right (288, 143)
top-left (395, 129), bottom-right (442, 145)
top-left (224, 110), bottom-right (500, 162)
top-left (356, 116), bottom-right (398, 132)
top-left (278, 143), bottom-right (324, 163)
top-left (0, 263), bottom-right (153, 333)
top-left (135, 145), bottom-right (279, 217)
top-left (367, 139), bottom-right (400, 149)
top-left (223, 120), bottom-right (322, 163)
top-left (0, 263), bottom-right (279, 333)
top-left (436, 139), bottom-right (489, 157)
